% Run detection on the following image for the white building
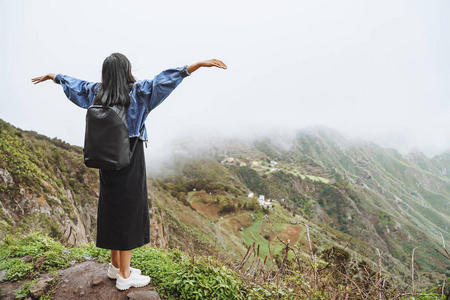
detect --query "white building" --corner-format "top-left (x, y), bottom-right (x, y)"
top-left (248, 192), bottom-right (254, 198)
top-left (257, 195), bottom-right (272, 209)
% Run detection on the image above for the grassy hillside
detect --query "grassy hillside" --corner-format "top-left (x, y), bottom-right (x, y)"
top-left (0, 119), bottom-right (99, 244)
top-left (153, 130), bottom-right (450, 288)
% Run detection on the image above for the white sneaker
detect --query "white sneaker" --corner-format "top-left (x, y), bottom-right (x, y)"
top-left (116, 269), bottom-right (151, 291)
top-left (107, 263), bottom-right (142, 279)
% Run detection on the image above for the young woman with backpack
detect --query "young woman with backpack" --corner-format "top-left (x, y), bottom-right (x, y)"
top-left (31, 53), bottom-right (227, 290)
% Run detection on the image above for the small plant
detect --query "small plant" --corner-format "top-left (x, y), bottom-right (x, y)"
top-left (1, 258), bottom-right (33, 282)
top-left (0, 232), bottom-right (110, 282)
top-left (13, 278), bottom-right (39, 299)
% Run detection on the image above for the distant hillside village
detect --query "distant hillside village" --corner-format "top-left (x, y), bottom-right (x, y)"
top-left (220, 156), bottom-right (279, 172)
top-left (220, 156), bottom-right (280, 211)
top-left (246, 192), bottom-right (279, 211)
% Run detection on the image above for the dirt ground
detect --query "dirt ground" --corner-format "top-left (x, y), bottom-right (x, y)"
top-left (228, 214), bottom-right (253, 232)
top-left (190, 200), bottom-right (222, 219)
top-left (274, 225), bottom-right (303, 245)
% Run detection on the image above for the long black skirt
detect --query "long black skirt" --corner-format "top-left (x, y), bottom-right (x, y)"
top-left (96, 138), bottom-right (150, 251)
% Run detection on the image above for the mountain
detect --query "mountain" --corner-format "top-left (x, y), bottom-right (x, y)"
top-left (150, 125), bottom-right (450, 282)
top-left (1, 119), bottom-right (449, 292)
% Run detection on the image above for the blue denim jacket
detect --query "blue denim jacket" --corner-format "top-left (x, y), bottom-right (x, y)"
top-left (54, 65), bottom-right (191, 141)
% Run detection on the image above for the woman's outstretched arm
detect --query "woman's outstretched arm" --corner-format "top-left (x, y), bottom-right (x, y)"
top-left (136, 59), bottom-right (227, 112)
top-left (187, 59), bottom-right (227, 74)
top-left (32, 73), bottom-right (99, 108)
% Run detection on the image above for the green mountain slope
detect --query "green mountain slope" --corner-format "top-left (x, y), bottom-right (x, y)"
top-left (0, 119), bottom-right (99, 244)
top-left (1, 119), bottom-right (448, 291)
top-left (154, 127), bottom-right (450, 283)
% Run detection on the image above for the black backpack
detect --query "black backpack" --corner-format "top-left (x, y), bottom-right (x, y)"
top-left (83, 105), bottom-right (140, 170)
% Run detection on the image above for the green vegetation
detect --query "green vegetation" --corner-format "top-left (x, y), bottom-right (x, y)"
top-left (132, 247), bottom-right (246, 299)
top-left (0, 231), bottom-right (106, 281)
top-left (0, 119), bottom-right (96, 198)
top-left (13, 278), bottom-right (39, 299)
top-left (0, 232), bottom-right (298, 299)
top-left (6, 232), bottom-right (444, 299)
top-left (0, 119), bottom-right (98, 240)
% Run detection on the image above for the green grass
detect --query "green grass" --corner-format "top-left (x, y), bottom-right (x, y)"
top-left (240, 211), bottom-right (302, 264)
top-left (0, 231), bottom-right (296, 300)
top-left (242, 218), bottom-right (266, 250)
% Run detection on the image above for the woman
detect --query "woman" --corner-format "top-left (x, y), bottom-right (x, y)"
top-left (31, 53), bottom-right (227, 290)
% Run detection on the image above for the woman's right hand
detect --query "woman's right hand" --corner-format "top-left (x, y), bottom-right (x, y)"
top-left (31, 73), bottom-right (56, 84)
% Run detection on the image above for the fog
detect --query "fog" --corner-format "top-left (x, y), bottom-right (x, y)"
top-left (1, 0), bottom-right (449, 166)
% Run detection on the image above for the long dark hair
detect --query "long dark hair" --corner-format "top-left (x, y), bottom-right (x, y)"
top-left (94, 53), bottom-right (136, 107)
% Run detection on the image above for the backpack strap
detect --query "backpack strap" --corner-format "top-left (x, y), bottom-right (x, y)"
top-left (129, 125), bottom-right (145, 158)
top-left (111, 104), bottom-right (144, 157)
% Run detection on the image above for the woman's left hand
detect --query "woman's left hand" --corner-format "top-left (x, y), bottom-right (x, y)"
top-left (199, 59), bottom-right (227, 69)
top-left (187, 59), bottom-right (227, 74)
top-left (31, 73), bottom-right (56, 84)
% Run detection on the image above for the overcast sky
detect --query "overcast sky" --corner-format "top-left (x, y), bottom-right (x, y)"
top-left (1, 0), bottom-right (449, 161)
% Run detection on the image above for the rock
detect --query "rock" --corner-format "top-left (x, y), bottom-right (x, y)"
top-left (29, 278), bottom-right (53, 299)
top-left (0, 168), bottom-right (14, 186)
top-left (393, 221), bottom-right (402, 232)
top-left (34, 257), bottom-right (45, 269)
top-left (0, 269), bottom-right (7, 282)
top-left (49, 261), bottom-right (158, 299)
top-left (127, 291), bottom-right (160, 300)
top-left (22, 255), bottom-right (34, 263)
top-left (91, 277), bottom-right (103, 287)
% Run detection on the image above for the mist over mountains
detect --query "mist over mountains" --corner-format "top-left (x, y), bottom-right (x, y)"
top-left (145, 124), bottom-right (450, 177)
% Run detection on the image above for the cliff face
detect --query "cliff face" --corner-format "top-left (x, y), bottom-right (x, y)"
top-left (0, 119), bottom-right (169, 248)
top-left (0, 119), bottom-right (98, 245)
top-left (148, 206), bottom-right (169, 249)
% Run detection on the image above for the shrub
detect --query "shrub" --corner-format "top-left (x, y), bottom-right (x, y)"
top-left (219, 203), bottom-right (236, 215)
top-left (131, 247), bottom-right (245, 299)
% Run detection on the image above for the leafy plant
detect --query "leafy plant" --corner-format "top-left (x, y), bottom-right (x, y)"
top-left (13, 278), bottom-right (39, 299)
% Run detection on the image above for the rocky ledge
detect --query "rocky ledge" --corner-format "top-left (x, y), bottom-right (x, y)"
top-left (0, 261), bottom-right (160, 300)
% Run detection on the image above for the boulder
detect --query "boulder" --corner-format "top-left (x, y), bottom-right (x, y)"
top-left (127, 290), bottom-right (160, 300)
top-left (29, 278), bottom-right (53, 299)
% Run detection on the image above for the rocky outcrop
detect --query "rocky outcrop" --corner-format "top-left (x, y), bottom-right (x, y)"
top-left (0, 168), bottom-right (14, 186)
top-left (148, 207), bottom-right (169, 249)
top-left (0, 261), bottom-right (160, 300)
top-left (1, 182), bottom-right (97, 246)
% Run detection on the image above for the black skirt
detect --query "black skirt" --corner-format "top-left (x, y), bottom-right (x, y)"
top-left (95, 138), bottom-right (150, 250)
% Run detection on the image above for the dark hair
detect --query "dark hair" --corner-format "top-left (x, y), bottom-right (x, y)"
top-left (94, 53), bottom-right (136, 107)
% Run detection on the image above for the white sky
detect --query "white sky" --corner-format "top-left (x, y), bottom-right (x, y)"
top-left (1, 0), bottom-right (449, 160)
